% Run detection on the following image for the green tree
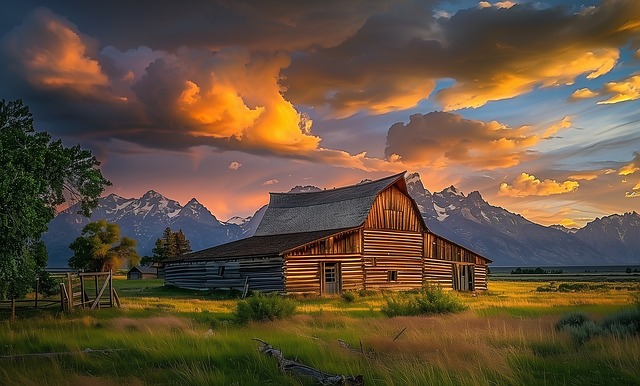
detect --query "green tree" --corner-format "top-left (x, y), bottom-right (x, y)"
top-left (0, 99), bottom-right (110, 300)
top-left (143, 227), bottom-right (192, 265)
top-left (68, 220), bottom-right (140, 272)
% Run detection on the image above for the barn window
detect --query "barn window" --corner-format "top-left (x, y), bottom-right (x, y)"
top-left (217, 266), bottom-right (225, 276)
top-left (387, 270), bottom-right (398, 282)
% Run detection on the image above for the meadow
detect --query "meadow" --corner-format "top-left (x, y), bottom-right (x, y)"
top-left (0, 278), bottom-right (639, 385)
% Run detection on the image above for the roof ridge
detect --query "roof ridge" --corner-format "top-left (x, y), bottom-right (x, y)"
top-left (270, 171), bottom-right (406, 196)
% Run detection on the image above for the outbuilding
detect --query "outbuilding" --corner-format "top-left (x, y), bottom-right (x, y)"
top-left (127, 265), bottom-right (158, 280)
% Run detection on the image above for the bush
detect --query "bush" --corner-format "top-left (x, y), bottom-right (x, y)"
top-left (600, 308), bottom-right (640, 338)
top-left (381, 287), bottom-right (468, 317)
top-left (341, 292), bottom-right (356, 302)
top-left (234, 292), bottom-right (297, 323)
top-left (555, 312), bottom-right (589, 331)
top-left (565, 321), bottom-right (602, 345)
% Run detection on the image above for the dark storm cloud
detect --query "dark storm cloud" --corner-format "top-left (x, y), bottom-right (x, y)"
top-left (284, 0), bottom-right (640, 115)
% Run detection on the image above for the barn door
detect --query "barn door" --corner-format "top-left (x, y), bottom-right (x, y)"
top-left (453, 264), bottom-right (474, 291)
top-left (322, 262), bottom-right (341, 295)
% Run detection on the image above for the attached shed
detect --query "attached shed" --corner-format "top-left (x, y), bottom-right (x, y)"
top-left (127, 265), bottom-right (158, 280)
top-left (164, 172), bottom-right (491, 294)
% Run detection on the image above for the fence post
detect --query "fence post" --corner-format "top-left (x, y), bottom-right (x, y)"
top-left (66, 272), bottom-right (73, 310)
top-left (35, 277), bottom-right (39, 309)
top-left (80, 275), bottom-right (85, 310)
top-left (60, 283), bottom-right (66, 312)
top-left (109, 270), bottom-right (114, 308)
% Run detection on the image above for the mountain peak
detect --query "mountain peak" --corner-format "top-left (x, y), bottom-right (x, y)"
top-left (406, 172), bottom-right (421, 185)
top-left (185, 198), bottom-right (202, 206)
top-left (141, 190), bottom-right (165, 200)
top-left (443, 185), bottom-right (464, 197)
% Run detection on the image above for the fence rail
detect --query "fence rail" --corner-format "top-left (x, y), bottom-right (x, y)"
top-left (1, 271), bottom-right (120, 320)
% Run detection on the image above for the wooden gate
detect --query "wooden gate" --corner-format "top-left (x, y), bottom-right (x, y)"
top-left (59, 271), bottom-right (120, 311)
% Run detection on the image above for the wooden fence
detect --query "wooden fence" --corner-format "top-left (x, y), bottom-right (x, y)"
top-left (0, 271), bottom-right (120, 320)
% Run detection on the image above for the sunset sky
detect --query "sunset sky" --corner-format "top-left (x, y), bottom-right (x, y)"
top-left (2, 0), bottom-right (640, 227)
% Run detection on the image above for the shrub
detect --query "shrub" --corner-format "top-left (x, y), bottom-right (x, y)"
top-left (565, 321), bottom-right (601, 345)
top-left (381, 287), bottom-right (467, 317)
top-left (234, 292), bottom-right (297, 323)
top-left (555, 312), bottom-right (590, 331)
top-left (341, 292), bottom-right (356, 302)
top-left (600, 308), bottom-right (640, 338)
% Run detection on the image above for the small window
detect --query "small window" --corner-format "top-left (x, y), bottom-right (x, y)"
top-left (217, 266), bottom-right (225, 276)
top-left (387, 270), bottom-right (398, 282)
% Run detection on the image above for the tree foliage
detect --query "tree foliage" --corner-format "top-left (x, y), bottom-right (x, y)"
top-left (143, 227), bottom-right (192, 265)
top-left (68, 220), bottom-right (140, 272)
top-left (0, 99), bottom-right (110, 300)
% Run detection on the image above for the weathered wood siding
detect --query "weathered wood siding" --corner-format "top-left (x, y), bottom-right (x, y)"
top-left (283, 254), bottom-right (363, 294)
top-left (164, 257), bottom-right (284, 292)
top-left (423, 259), bottom-right (454, 289)
top-left (424, 232), bottom-right (487, 265)
top-left (363, 229), bottom-right (423, 290)
top-left (474, 265), bottom-right (488, 291)
top-left (364, 186), bottom-right (424, 231)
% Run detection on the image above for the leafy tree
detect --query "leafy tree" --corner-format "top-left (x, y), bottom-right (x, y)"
top-left (0, 99), bottom-right (110, 300)
top-left (68, 220), bottom-right (140, 272)
top-left (142, 227), bottom-right (192, 265)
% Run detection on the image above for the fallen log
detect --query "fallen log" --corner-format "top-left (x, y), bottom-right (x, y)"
top-left (252, 338), bottom-right (363, 386)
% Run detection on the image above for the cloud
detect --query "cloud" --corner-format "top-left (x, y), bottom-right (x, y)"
top-left (570, 88), bottom-right (599, 100)
top-left (384, 111), bottom-right (570, 170)
top-left (625, 181), bottom-right (640, 198)
top-left (228, 162), bottom-right (242, 170)
top-left (619, 153), bottom-right (640, 175)
top-left (2, 7), bottom-right (108, 93)
top-left (284, 1), bottom-right (639, 115)
top-left (262, 179), bottom-right (278, 185)
top-left (568, 173), bottom-right (599, 181)
top-left (499, 172), bottom-right (579, 197)
top-left (597, 74), bottom-right (640, 104)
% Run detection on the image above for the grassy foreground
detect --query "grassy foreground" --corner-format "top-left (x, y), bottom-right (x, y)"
top-left (0, 279), bottom-right (638, 385)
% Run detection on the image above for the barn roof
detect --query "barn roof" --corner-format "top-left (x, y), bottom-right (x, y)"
top-left (166, 229), bottom-right (350, 262)
top-left (255, 171), bottom-right (408, 236)
top-left (129, 265), bottom-right (157, 274)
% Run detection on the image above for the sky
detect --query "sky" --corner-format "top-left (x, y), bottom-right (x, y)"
top-left (1, 0), bottom-right (640, 228)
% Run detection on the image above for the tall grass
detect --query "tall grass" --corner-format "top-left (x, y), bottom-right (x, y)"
top-left (1, 280), bottom-right (639, 385)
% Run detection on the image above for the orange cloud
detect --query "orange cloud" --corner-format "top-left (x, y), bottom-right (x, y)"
top-left (625, 181), bottom-right (640, 198)
top-left (597, 73), bottom-right (640, 105)
top-left (385, 112), bottom-right (570, 170)
top-left (437, 49), bottom-right (618, 110)
top-left (568, 173), bottom-right (599, 181)
top-left (2, 7), bottom-right (107, 91)
top-left (499, 172), bottom-right (579, 197)
top-left (570, 88), bottom-right (599, 100)
top-left (619, 154), bottom-right (640, 175)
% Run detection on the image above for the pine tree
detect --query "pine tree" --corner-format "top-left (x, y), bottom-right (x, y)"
top-left (148, 227), bottom-right (191, 263)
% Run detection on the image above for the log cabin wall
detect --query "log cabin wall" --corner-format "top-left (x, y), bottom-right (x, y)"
top-left (423, 259), bottom-right (454, 289)
top-left (473, 265), bottom-right (488, 291)
top-left (284, 229), bottom-right (363, 294)
top-left (164, 257), bottom-right (284, 292)
top-left (283, 254), bottom-right (363, 294)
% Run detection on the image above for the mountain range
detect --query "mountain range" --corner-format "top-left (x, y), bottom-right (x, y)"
top-left (43, 174), bottom-right (639, 267)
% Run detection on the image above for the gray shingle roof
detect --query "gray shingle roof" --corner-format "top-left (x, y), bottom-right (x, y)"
top-left (255, 172), bottom-right (407, 236)
top-left (166, 229), bottom-right (350, 262)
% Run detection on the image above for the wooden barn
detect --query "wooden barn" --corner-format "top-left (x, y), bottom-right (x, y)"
top-left (164, 172), bottom-right (491, 294)
top-left (127, 265), bottom-right (158, 280)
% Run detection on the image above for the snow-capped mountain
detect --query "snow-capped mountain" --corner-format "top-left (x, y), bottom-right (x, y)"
top-left (574, 212), bottom-right (640, 261)
top-left (404, 172), bottom-right (626, 266)
top-left (43, 191), bottom-right (246, 267)
top-left (44, 175), bottom-right (639, 267)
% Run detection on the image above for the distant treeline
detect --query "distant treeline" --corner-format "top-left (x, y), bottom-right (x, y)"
top-left (510, 267), bottom-right (563, 275)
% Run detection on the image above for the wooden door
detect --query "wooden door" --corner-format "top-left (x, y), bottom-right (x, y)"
top-left (453, 264), bottom-right (474, 291)
top-left (323, 263), bottom-right (341, 294)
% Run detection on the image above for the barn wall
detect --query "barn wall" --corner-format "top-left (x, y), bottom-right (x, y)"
top-left (423, 259), bottom-right (454, 290)
top-left (363, 229), bottom-right (423, 291)
top-left (283, 254), bottom-right (363, 294)
top-left (164, 257), bottom-right (284, 292)
top-left (474, 265), bottom-right (488, 291)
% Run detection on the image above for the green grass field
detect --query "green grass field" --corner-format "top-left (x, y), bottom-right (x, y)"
top-left (0, 277), bottom-right (638, 385)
